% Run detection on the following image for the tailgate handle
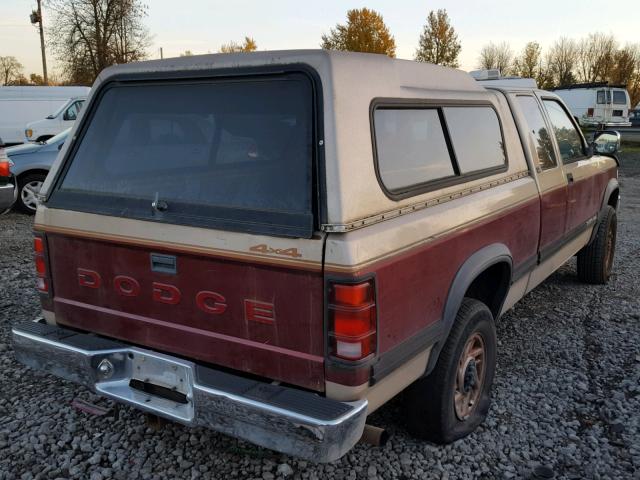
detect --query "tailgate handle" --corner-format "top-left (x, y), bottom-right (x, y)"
top-left (150, 254), bottom-right (177, 274)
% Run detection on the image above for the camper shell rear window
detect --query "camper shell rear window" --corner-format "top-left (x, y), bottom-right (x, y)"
top-left (49, 71), bottom-right (318, 238)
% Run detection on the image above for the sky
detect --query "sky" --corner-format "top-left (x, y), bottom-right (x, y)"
top-left (2, 0), bottom-right (639, 79)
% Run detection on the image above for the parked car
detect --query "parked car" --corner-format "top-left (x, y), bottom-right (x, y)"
top-left (0, 86), bottom-right (89, 145)
top-left (0, 149), bottom-right (17, 214)
top-left (6, 129), bottom-right (69, 213)
top-left (552, 82), bottom-right (632, 127)
top-left (25, 97), bottom-right (86, 143)
top-left (12, 51), bottom-right (620, 462)
top-left (630, 109), bottom-right (640, 127)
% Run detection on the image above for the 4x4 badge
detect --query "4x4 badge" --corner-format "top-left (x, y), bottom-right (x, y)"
top-left (249, 244), bottom-right (302, 258)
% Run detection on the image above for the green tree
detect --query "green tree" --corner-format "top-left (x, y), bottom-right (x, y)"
top-left (29, 73), bottom-right (46, 85)
top-left (321, 8), bottom-right (396, 57)
top-left (512, 42), bottom-right (542, 78)
top-left (414, 9), bottom-right (461, 67)
top-left (219, 37), bottom-right (257, 53)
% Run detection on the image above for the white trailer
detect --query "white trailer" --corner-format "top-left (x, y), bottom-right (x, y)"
top-left (0, 86), bottom-right (90, 145)
top-left (552, 83), bottom-right (631, 128)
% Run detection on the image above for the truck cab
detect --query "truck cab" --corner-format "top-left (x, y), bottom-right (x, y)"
top-left (25, 96), bottom-right (86, 143)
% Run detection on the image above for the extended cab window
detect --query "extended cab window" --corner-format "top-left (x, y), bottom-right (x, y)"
top-left (443, 107), bottom-right (505, 174)
top-left (373, 106), bottom-right (506, 194)
top-left (51, 73), bottom-right (315, 237)
top-left (516, 96), bottom-right (557, 170)
top-left (542, 99), bottom-right (585, 163)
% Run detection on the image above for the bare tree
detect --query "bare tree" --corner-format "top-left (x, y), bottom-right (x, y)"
top-left (0, 56), bottom-right (25, 85)
top-left (609, 45), bottom-right (639, 84)
top-left (477, 42), bottom-right (512, 74)
top-left (512, 42), bottom-right (541, 77)
top-left (576, 33), bottom-right (617, 82)
top-left (48, 0), bottom-right (150, 85)
top-left (546, 37), bottom-right (578, 87)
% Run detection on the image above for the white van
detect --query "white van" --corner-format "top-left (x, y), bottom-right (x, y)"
top-left (552, 83), bottom-right (631, 127)
top-left (25, 96), bottom-right (86, 142)
top-left (0, 86), bottom-right (90, 145)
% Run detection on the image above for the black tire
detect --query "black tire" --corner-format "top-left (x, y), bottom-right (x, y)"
top-left (16, 172), bottom-right (47, 214)
top-left (577, 205), bottom-right (617, 284)
top-left (35, 135), bottom-right (53, 143)
top-left (404, 298), bottom-right (497, 444)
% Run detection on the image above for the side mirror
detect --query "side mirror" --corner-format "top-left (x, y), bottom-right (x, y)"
top-left (592, 130), bottom-right (621, 155)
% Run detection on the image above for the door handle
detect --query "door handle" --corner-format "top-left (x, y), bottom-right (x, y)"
top-left (566, 173), bottom-right (574, 183)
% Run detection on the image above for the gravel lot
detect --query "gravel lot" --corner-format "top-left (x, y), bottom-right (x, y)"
top-left (1, 151), bottom-right (639, 480)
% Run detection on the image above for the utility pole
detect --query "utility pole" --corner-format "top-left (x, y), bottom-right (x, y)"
top-left (30, 0), bottom-right (48, 84)
top-left (160, 47), bottom-right (164, 59)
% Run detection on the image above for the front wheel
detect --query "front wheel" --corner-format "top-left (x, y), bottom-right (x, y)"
top-left (16, 173), bottom-right (47, 214)
top-left (577, 205), bottom-right (617, 284)
top-left (404, 298), bottom-right (497, 443)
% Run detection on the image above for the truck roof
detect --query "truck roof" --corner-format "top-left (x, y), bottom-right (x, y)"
top-left (95, 49), bottom-right (483, 93)
top-left (553, 82), bottom-right (627, 91)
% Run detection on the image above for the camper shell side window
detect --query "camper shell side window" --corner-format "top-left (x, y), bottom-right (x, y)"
top-left (371, 99), bottom-right (508, 200)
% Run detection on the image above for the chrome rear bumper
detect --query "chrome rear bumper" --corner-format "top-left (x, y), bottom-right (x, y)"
top-left (12, 320), bottom-right (367, 462)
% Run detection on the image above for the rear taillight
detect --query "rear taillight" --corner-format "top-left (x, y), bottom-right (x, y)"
top-left (327, 279), bottom-right (377, 361)
top-left (587, 108), bottom-right (594, 117)
top-left (34, 236), bottom-right (49, 293)
top-left (0, 161), bottom-right (10, 177)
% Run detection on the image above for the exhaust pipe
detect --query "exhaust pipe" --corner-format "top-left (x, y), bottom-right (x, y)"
top-left (359, 424), bottom-right (389, 447)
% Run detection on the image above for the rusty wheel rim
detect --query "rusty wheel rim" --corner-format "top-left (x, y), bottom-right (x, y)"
top-left (605, 221), bottom-right (616, 276)
top-left (454, 332), bottom-right (486, 421)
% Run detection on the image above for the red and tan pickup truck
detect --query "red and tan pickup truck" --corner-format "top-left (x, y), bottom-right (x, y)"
top-left (13, 51), bottom-right (621, 462)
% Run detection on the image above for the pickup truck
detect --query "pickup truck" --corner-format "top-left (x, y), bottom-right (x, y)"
top-left (12, 51), bottom-right (620, 462)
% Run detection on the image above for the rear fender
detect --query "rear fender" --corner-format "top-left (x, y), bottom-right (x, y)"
top-left (424, 243), bottom-right (512, 376)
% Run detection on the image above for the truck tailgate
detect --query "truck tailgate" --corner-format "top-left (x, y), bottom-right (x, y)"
top-left (45, 232), bottom-right (326, 391)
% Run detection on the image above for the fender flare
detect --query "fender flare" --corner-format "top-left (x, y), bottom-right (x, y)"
top-left (601, 178), bottom-right (620, 211)
top-left (589, 178), bottom-right (620, 244)
top-left (424, 243), bottom-right (512, 376)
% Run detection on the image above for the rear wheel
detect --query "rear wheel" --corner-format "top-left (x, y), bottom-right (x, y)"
top-left (577, 205), bottom-right (617, 284)
top-left (16, 173), bottom-right (47, 214)
top-left (404, 298), bottom-right (496, 443)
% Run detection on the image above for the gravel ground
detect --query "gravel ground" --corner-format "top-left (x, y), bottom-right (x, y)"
top-left (1, 152), bottom-right (639, 480)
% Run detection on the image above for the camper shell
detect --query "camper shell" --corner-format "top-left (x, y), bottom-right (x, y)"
top-left (12, 51), bottom-right (620, 462)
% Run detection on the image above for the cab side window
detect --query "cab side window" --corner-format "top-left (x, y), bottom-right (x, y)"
top-left (64, 101), bottom-right (82, 121)
top-left (542, 100), bottom-right (585, 163)
top-left (516, 95), bottom-right (557, 170)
